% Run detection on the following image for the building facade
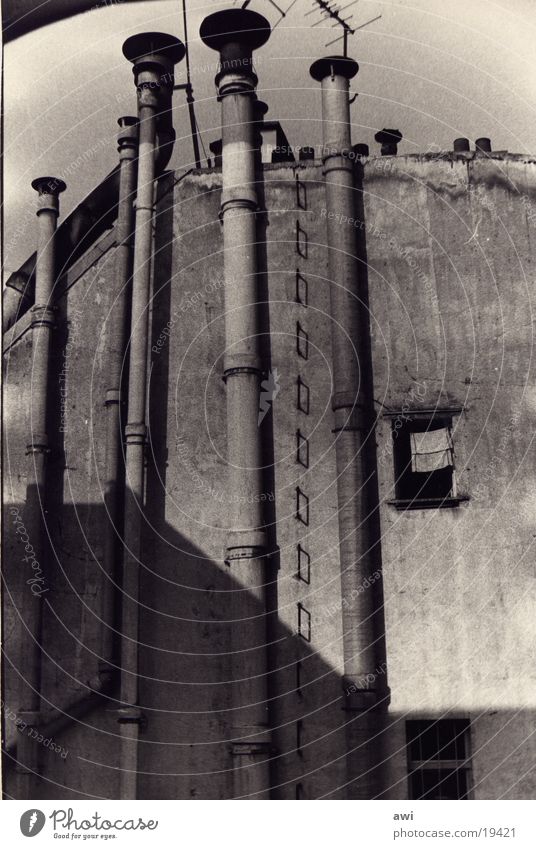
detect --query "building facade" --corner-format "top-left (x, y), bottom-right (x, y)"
top-left (3, 9), bottom-right (536, 801)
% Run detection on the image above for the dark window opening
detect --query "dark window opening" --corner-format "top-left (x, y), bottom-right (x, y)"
top-left (410, 768), bottom-right (469, 800)
top-left (407, 719), bottom-right (471, 800)
top-left (389, 413), bottom-right (468, 508)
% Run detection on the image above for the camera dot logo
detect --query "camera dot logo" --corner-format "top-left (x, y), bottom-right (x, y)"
top-left (20, 810), bottom-right (46, 837)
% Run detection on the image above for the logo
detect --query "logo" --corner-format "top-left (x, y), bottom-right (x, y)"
top-left (20, 810), bottom-right (46, 837)
top-left (258, 368), bottom-right (280, 425)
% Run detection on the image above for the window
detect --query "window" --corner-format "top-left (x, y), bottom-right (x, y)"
top-left (406, 719), bottom-right (472, 800)
top-left (387, 410), bottom-right (468, 509)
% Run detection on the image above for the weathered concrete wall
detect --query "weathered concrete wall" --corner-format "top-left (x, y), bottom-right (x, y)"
top-left (364, 154), bottom-right (536, 799)
top-left (3, 154), bottom-right (536, 799)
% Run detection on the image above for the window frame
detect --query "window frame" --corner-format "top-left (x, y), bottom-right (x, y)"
top-left (383, 406), bottom-right (469, 510)
top-left (406, 718), bottom-right (473, 800)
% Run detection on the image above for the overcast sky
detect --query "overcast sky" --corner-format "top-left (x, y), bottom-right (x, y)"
top-left (3, 0), bottom-right (536, 278)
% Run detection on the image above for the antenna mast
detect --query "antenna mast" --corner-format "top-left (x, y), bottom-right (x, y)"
top-left (308, 0), bottom-right (381, 56)
top-left (175, 0), bottom-right (202, 168)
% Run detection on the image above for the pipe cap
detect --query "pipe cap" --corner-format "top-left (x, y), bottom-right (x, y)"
top-left (122, 31), bottom-right (185, 66)
top-left (453, 137), bottom-right (470, 152)
top-left (31, 177), bottom-right (66, 195)
top-left (310, 55), bottom-right (359, 81)
top-left (475, 137), bottom-right (492, 153)
top-left (200, 9), bottom-right (271, 52)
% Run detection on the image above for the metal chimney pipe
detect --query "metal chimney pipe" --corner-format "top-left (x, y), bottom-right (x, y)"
top-left (200, 8), bottom-right (272, 800)
top-left (353, 143), bottom-right (369, 158)
top-left (310, 55), bottom-right (386, 799)
top-left (119, 32), bottom-right (185, 800)
top-left (101, 116), bottom-right (138, 676)
top-left (16, 176), bottom-right (65, 797)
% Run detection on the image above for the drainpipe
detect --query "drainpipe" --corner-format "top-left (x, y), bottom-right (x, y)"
top-left (15, 176), bottom-right (66, 797)
top-left (200, 8), bottom-right (272, 799)
top-left (101, 116), bottom-right (138, 676)
top-left (3, 101), bottom-right (176, 336)
top-left (119, 31), bottom-right (185, 800)
top-left (310, 55), bottom-right (386, 799)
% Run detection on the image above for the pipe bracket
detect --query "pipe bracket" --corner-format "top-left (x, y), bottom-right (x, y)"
top-left (230, 741), bottom-right (272, 757)
top-left (16, 710), bottom-right (41, 731)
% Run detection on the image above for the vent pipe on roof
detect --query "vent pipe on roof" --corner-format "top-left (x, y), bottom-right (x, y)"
top-left (310, 53), bottom-right (388, 800)
top-left (118, 32), bottom-right (185, 801)
top-left (374, 128), bottom-right (402, 156)
top-left (453, 137), bottom-right (470, 153)
top-left (201, 7), bottom-right (273, 800)
top-left (475, 137), bottom-right (492, 153)
top-left (15, 176), bottom-right (66, 798)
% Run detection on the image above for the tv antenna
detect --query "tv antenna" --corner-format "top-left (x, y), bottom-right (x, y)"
top-left (307, 1), bottom-right (381, 56)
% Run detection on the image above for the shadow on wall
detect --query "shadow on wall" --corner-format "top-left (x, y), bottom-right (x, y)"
top-left (3, 498), bottom-right (535, 800)
top-left (3, 498), bottom-right (386, 800)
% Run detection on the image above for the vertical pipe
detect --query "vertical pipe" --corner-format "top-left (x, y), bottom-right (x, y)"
top-left (200, 9), bottom-right (272, 799)
top-left (16, 177), bottom-right (66, 797)
top-left (101, 117), bottom-right (138, 674)
top-left (310, 56), bottom-right (385, 799)
top-left (119, 32), bottom-right (185, 800)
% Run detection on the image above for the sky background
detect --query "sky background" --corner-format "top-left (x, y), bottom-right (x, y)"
top-left (3, 0), bottom-right (536, 279)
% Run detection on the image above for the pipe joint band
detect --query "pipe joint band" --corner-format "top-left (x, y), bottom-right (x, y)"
top-left (224, 353), bottom-right (263, 373)
top-left (223, 365), bottom-right (263, 383)
top-left (342, 678), bottom-right (381, 710)
top-left (133, 202), bottom-right (156, 214)
top-left (30, 305), bottom-right (56, 329)
top-left (116, 706), bottom-right (147, 728)
top-left (225, 545), bottom-right (267, 563)
top-left (332, 390), bottom-right (366, 411)
top-left (26, 433), bottom-right (49, 455)
top-left (226, 528), bottom-right (267, 562)
top-left (36, 203), bottom-right (60, 217)
top-left (220, 196), bottom-right (258, 214)
top-left (118, 145), bottom-right (138, 160)
top-left (216, 75), bottom-right (257, 95)
top-left (125, 423), bottom-right (147, 444)
top-left (332, 408), bottom-right (370, 432)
